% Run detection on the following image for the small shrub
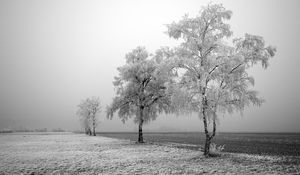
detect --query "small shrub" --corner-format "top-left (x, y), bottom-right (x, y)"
top-left (210, 143), bottom-right (225, 157)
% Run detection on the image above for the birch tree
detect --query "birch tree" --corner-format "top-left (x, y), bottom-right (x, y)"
top-left (107, 46), bottom-right (171, 143)
top-left (162, 4), bottom-right (276, 156)
top-left (77, 96), bottom-right (101, 136)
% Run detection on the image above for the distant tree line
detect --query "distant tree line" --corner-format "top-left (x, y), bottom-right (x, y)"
top-left (0, 129), bottom-right (13, 133)
top-left (0, 128), bottom-right (67, 133)
top-left (77, 3), bottom-right (276, 157)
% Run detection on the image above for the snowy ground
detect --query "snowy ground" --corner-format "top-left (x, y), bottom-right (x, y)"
top-left (0, 133), bottom-right (299, 174)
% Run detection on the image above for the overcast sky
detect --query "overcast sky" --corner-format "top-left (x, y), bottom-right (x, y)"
top-left (0, 0), bottom-right (299, 132)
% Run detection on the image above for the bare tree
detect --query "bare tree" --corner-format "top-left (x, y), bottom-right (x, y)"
top-left (77, 97), bottom-right (101, 136)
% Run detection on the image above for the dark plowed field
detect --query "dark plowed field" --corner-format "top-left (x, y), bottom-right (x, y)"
top-left (97, 132), bottom-right (300, 156)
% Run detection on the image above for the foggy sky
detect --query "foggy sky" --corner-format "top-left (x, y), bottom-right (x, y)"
top-left (0, 0), bottom-right (300, 132)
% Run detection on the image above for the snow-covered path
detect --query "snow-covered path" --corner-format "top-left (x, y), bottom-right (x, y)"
top-left (0, 133), bottom-right (299, 174)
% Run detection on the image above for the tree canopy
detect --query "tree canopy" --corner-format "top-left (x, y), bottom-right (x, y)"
top-left (107, 46), bottom-right (171, 142)
top-left (158, 4), bottom-right (276, 156)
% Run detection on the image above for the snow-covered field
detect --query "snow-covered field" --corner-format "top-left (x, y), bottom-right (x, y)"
top-left (0, 133), bottom-right (299, 174)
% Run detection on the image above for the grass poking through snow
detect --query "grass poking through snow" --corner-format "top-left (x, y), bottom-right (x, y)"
top-left (0, 133), bottom-right (299, 174)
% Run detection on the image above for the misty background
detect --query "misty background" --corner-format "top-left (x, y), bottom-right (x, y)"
top-left (0, 0), bottom-right (299, 132)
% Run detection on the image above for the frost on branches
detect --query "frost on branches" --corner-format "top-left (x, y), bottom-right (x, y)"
top-left (159, 4), bottom-right (276, 157)
top-left (106, 47), bottom-right (172, 143)
top-left (77, 97), bottom-right (101, 136)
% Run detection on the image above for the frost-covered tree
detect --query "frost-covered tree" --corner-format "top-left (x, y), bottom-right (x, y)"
top-left (80, 116), bottom-right (92, 135)
top-left (107, 46), bottom-right (171, 143)
top-left (77, 96), bottom-right (101, 136)
top-left (161, 4), bottom-right (276, 156)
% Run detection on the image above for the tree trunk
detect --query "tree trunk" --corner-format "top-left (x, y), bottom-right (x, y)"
top-left (92, 126), bottom-right (96, 136)
top-left (92, 116), bottom-right (96, 136)
top-left (138, 120), bottom-right (144, 143)
top-left (88, 128), bottom-right (92, 136)
top-left (138, 106), bottom-right (144, 143)
top-left (202, 109), bottom-right (211, 157)
top-left (202, 109), bottom-right (217, 157)
top-left (204, 134), bottom-right (211, 157)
